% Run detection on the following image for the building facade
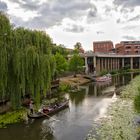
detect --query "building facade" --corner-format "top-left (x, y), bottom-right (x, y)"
top-left (115, 41), bottom-right (140, 55)
top-left (82, 52), bottom-right (140, 74)
top-left (93, 41), bottom-right (114, 53)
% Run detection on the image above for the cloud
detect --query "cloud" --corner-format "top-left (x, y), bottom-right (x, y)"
top-left (6, 0), bottom-right (93, 29)
top-left (86, 4), bottom-right (98, 23)
top-left (64, 24), bottom-right (85, 33)
top-left (116, 18), bottom-right (121, 23)
top-left (104, 5), bottom-right (112, 13)
top-left (122, 35), bottom-right (137, 40)
top-left (114, 0), bottom-right (140, 7)
top-left (128, 15), bottom-right (140, 21)
top-left (0, 1), bottom-right (8, 12)
top-left (96, 31), bottom-right (104, 35)
top-left (122, 25), bottom-right (138, 30)
top-left (8, 0), bottom-right (41, 10)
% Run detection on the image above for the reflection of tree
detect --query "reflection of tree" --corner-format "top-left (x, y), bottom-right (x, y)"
top-left (69, 90), bottom-right (86, 106)
top-left (40, 120), bottom-right (54, 140)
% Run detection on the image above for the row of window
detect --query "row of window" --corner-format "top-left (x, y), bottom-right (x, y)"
top-left (125, 46), bottom-right (140, 49)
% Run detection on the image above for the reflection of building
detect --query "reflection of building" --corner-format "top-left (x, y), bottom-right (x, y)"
top-left (93, 41), bottom-right (114, 53)
top-left (115, 41), bottom-right (140, 55)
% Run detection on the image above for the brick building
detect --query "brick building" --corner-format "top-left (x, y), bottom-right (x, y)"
top-left (93, 41), bottom-right (114, 53)
top-left (115, 41), bottom-right (140, 55)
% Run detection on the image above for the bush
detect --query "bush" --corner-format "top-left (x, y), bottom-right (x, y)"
top-left (99, 70), bottom-right (108, 76)
top-left (134, 87), bottom-right (140, 113)
top-left (58, 83), bottom-right (71, 92)
top-left (0, 109), bottom-right (26, 128)
top-left (110, 70), bottom-right (118, 75)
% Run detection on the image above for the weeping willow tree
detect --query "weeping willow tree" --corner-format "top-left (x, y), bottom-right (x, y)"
top-left (0, 12), bottom-right (56, 109)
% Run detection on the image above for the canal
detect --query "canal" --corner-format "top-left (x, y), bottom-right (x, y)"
top-left (0, 73), bottom-right (138, 140)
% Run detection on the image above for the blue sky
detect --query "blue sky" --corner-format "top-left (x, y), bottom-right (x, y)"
top-left (0, 0), bottom-right (140, 50)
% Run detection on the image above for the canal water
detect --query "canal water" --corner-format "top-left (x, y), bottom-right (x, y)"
top-left (0, 73), bottom-right (139, 140)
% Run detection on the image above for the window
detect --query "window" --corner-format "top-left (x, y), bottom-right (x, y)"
top-left (135, 46), bottom-right (140, 49)
top-left (125, 46), bottom-right (131, 49)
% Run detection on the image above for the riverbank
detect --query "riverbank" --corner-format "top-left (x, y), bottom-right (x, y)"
top-left (0, 109), bottom-right (26, 128)
top-left (60, 74), bottom-right (91, 87)
top-left (87, 76), bottom-right (140, 140)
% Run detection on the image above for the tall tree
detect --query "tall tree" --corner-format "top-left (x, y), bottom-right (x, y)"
top-left (54, 52), bottom-right (68, 77)
top-left (69, 54), bottom-right (84, 77)
top-left (74, 42), bottom-right (84, 54)
top-left (0, 12), bottom-right (56, 109)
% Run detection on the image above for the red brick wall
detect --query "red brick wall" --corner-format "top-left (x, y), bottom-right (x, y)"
top-left (115, 41), bottom-right (140, 55)
top-left (93, 41), bottom-right (114, 53)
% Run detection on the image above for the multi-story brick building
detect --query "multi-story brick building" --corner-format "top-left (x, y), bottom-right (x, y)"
top-left (93, 41), bottom-right (114, 53)
top-left (115, 41), bottom-right (140, 55)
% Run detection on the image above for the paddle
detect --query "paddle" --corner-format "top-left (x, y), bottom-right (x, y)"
top-left (41, 111), bottom-right (60, 122)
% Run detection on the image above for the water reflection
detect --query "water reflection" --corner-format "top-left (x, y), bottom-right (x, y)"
top-left (41, 120), bottom-right (54, 140)
top-left (68, 90), bottom-right (86, 106)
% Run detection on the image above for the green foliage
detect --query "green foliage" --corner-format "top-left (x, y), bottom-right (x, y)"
top-left (110, 70), bottom-right (118, 75)
top-left (121, 76), bottom-right (140, 99)
top-left (54, 52), bottom-right (68, 76)
top-left (99, 70), bottom-right (108, 76)
top-left (73, 42), bottom-right (84, 53)
top-left (69, 54), bottom-right (84, 76)
top-left (0, 109), bottom-right (26, 128)
top-left (134, 87), bottom-right (140, 113)
top-left (58, 83), bottom-right (70, 92)
top-left (0, 13), bottom-right (56, 109)
top-left (87, 100), bottom-right (137, 140)
top-left (52, 44), bottom-right (68, 56)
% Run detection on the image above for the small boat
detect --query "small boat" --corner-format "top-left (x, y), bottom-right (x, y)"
top-left (28, 100), bottom-right (69, 119)
top-left (96, 74), bottom-right (111, 82)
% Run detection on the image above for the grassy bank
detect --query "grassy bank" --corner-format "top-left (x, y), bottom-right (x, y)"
top-left (0, 109), bottom-right (26, 128)
top-left (87, 76), bottom-right (140, 140)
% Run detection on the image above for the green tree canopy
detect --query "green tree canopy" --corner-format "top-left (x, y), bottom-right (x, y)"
top-left (54, 52), bottom-right (68, 77)
top-left (69, 54), bottom-right (84, 77)
top-left (0, 12), bottom-right (56, 109)
top-left (73, 42), bottom-right (84, 54)
top-left (52, 44), bottom-right (69, 56)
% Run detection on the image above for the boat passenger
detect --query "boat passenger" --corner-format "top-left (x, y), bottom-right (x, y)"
top-left (43, 107), bottom-right (49, 114)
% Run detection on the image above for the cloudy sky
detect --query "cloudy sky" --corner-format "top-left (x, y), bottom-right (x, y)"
top-left (0, 0), bottom-right (140, 50)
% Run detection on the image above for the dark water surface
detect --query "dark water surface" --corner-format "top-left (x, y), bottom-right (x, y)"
top-left (0, 73), bottom-right (138, 140)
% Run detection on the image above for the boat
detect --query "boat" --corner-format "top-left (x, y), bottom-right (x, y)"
top-left (96, 74), bottom-right (111, 82)
top-left (28, 100), bottom-right (69, 119)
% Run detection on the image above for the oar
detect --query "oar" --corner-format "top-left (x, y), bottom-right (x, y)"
top-left (41, 112), bottom-right (60, 122)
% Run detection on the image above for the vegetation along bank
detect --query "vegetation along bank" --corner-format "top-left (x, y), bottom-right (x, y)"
top-left (87, 75), bottom-right (140, 140)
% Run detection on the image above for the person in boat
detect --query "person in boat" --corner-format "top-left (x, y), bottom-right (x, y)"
top-left (29, 100), bottom-right (34, 114)
top-left (42, 107), bottom-right (49, 114)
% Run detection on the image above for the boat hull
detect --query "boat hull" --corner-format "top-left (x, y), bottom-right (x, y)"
top-left (28, 100), bottom-right (69, 119)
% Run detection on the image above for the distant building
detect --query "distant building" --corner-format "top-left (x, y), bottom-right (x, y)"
top-left (93, 41), bottom-right (114, 53)
top-left (115, 41), bottom-right (140, 55)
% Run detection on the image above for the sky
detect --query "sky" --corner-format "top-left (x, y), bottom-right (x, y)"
top-left (0, 0), bottom-right (140, 51)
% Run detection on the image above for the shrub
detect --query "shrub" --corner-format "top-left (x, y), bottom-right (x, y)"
top-left (58, 83), bottom-right (71, 92)
top-left (134, 87), bottom-right (140, 113)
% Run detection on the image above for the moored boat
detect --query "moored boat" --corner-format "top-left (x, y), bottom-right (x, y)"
top-left (28, 100), bottom-right (69, 119)
top-left (96, 74), bottom-right (111, 82)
